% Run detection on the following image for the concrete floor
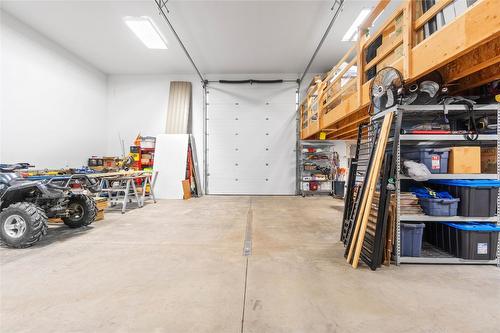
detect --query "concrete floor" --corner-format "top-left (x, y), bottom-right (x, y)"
top-left (1, 196), bottom-right (499, 333)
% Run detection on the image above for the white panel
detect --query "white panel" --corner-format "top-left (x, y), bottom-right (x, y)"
top-left (207, 82), bottom-right (296, 195)
top-left (153, 134), bottom-right (189, 199)
top-left (166, 81), bottom-right (191, 134)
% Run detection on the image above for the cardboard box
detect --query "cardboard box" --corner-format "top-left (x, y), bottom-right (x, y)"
top-left (449, 147), bottom-right (481, 173)
top-left (481, 147), bottom-right (497, 173)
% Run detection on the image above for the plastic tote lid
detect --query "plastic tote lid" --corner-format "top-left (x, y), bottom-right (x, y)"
top-left (443, 222), bottom-right (500, 231)
top-left (429, 179), bottom-right (500, 188)
top-left (401, 223), bottom-right (426, 229)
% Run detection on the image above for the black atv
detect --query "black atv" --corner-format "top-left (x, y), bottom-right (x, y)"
top-left (0, 163), bottom-right (98, 248)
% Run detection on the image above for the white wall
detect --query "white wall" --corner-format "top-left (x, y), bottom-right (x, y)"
top-left (106, 74), bottom-right (204, 180)
top-left (0, 10), bottom-right (107, 169)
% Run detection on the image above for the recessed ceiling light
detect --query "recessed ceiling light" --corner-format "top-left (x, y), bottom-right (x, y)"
top-left (342, 8), bottom-right (371, 42)
top-left (123, 16), bottom-right (168, 49)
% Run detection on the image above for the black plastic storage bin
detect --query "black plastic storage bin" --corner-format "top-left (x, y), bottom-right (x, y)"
top-left (444, 223), bottom-right (500, 260)
top-left (418, 197), bottom-right (459, 216)
top-left (425, 222), bottom-right (451, 251)
top-left (334, 181), bottom-right (345, 198)
top-left (430, 180), bottom-right (500, 217)
top-left (400, 223), bottom-right (425, 257)
top-left (402, 148), bottom-right (450, 174)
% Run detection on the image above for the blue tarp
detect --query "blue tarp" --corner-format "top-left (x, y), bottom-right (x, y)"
top-left (410, 186), bottom-right (454, 199)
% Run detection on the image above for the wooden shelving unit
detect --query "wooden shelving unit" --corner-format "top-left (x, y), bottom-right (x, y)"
top-left (299, 0), bottom-right (500, 140)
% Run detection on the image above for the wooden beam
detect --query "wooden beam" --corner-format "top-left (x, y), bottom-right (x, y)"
top-left (324, 45), bottom-right (357, 83)
top-left (448, 55), bottom-right (500, 82)
top-left (357, 30), bottom-right (365, 107)
top-left (442, 36), bottom-right (500, 82)
top-left (323, 78), bottom-right (357, 109)
top-left (411, 0), bottom-right (500, 81)
top-left (360, 0), bottom-right (392, 31)
top-left (413, 0), bottom-right (454, 30)
top-left (328, 57), bottom-right (357, 88)
top-left (362, 5), bottom-right (405, 52)
top-left (365, 35), bottom-right (403, 71)
top-left (403, 0), bottom-right (414, 78)
top-left (453, 63), bottom-right (500, 93)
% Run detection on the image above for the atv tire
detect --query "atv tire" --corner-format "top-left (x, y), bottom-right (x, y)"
top-left (62, 195), bottom-right (97, 228)
top-left (0, 202), bottom-right (48, 248)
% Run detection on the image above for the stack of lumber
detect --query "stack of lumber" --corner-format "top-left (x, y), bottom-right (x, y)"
top-left (94, 197), bottom-right (108, 221)
top-left (383, 192), bottom-right (423, 265)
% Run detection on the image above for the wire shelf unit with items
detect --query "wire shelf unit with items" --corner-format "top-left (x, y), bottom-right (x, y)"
top-left (299, 140), bottom-right (336, 197)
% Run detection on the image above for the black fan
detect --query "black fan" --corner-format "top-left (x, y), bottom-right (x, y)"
top-left (369, 67), bottom-right (404, 113)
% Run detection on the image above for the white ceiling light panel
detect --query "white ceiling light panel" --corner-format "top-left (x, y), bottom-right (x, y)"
top-left (342, 8), bottom-right (372, 42)
top-left (123, 16), bottom-right (168, 49)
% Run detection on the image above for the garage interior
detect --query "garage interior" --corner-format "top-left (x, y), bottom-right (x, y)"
top-left (1, 0), bottom-right (499, 332)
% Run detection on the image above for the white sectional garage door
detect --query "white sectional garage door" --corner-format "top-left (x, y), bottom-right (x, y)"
top-left (206, 82), bottom-right (297, 195)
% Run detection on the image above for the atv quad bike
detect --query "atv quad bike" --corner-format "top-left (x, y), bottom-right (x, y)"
top-left (0, 163), bottom-right (98, 248)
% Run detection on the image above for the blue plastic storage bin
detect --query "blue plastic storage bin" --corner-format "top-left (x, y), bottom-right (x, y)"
top-left (430, 180), bottom-right (500, 217)
top-left (400, 223), bottom-right (425, 257)
top-left (418, 197), bottom-right (460, 216)
top-left (402, 148), bottom-right (450, 174)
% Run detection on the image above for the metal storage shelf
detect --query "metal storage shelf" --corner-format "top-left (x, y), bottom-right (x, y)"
top-left (373, 104), bottom-right (499, 120)
top-left (400, 215), bottom-right (497, 222)
top-left (399, 257), bottom-right (498, 265)
top-left (394, 104), bottom-right (500, 267)
top-left (301, 180), bottom-right (332, 182)
top-left (299, 140), bottom-right (336, 197)
top-left (400, 173), bottom-right (497, 180)
top-left (400, 134), bottom-right (497, 141)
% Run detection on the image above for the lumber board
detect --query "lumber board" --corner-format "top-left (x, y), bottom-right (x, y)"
top-left (350, 112), bottom-right (393, 268)
top-left (453, 63), bottom-right (500, 93)
top-left (324, 45), bottom-right (357, 83)
top-left (403, 0), bottom-right (414, 78)
top-left (411, 0), bottom-right (500, 80)
top-left (413, 0), bottom-right (454, 30)
top-left (360, 0), bottom-right (392, 31)
top-left (365, 35), bottom-right (403, 71)
top-left (442, 36), bottom-right (500, 82)
top-left (363, 5), bottom-right (405, 53)
top-left (347, 112), bottom-right (393, 264)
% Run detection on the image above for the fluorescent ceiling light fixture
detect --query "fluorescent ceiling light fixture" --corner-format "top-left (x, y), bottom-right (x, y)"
top-left (342, 8), bottom-right (371, 42)
top-left (124, 16), bottom-right (167, 49)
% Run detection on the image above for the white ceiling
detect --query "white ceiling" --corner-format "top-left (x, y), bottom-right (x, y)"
top-left (1, 0), bottom-right (399, 76)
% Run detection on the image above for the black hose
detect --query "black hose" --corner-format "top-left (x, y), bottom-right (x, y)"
top-left (218, 79), bottom-right (284, 84)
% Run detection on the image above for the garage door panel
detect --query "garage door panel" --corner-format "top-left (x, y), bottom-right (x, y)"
top-left (207, 82), bottom-right (296, 195)
top-left (208, 85), bottom-right (297, 106)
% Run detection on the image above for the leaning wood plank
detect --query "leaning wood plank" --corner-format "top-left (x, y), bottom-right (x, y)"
top-left (346, 116), bottom-right (391, 263)
top-left (352, 112), bottom-right (394, 268)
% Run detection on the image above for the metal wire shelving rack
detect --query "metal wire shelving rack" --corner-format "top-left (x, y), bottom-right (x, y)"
top-left (299, 140), bottom-right (336, 196)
